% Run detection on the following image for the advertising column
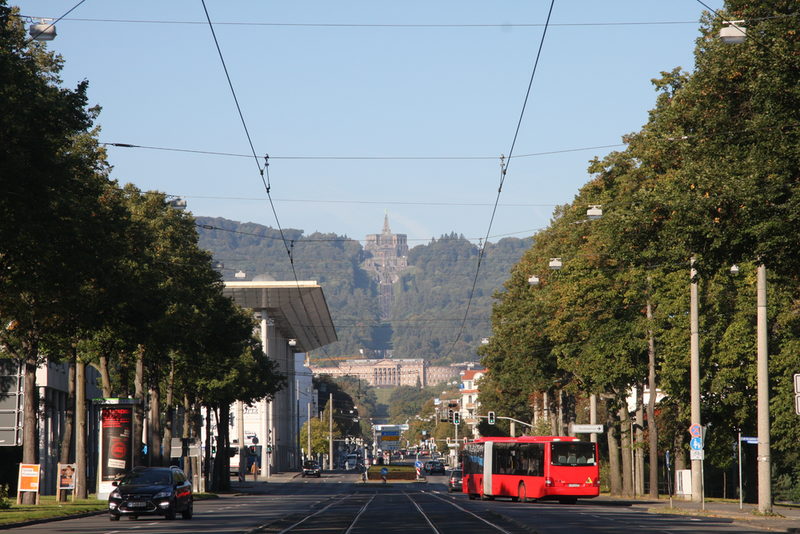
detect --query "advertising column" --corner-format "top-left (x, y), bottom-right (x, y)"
top-left (95, 398), bottom-right (138, 499)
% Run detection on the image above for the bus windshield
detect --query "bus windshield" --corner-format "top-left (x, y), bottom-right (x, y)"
top-left (551, 442), bottom-right (596, 466)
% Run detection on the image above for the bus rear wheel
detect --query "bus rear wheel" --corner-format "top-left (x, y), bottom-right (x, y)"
top-left (518, 483), bottom-right (527, 503)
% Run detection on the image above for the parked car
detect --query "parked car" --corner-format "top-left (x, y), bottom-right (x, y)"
top-left (427, 460), bottom-right (446, 475)
top-left (108, 466), bottom-right (193, 521)
top-left (447, 469), bottom-right (463, 492)
top-left (302, 461), bottom-right (321, 477)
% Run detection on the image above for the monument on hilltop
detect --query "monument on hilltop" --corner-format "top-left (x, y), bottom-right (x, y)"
top-left (362, 213), bottom-right (408, 322)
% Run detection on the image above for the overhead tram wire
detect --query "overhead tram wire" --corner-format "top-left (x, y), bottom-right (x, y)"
top-left (441, 0), bottom-right (557, 361)
top-left (31, 15), bottom-right (792, 28)
top-left (100, 141), bottom-right (626, 161)
top-left (199, 0), bottom-right (330, 355)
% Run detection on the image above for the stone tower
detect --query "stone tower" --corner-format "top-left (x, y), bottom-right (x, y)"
top-left (363, 213), bottom-right (408, 321)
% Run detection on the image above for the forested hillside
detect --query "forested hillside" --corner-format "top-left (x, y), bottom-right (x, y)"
top-left (196, 218), bottom-right (530, 363)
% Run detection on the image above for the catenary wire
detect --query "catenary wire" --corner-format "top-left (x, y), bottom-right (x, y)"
top-left (442, 0), bottom-right (556, 361)
top-left (199, 1), bottom-right (331, 356)
top-left (100, 141), bottom-right (626, 160)
top-left (22, 12), bottom-right (800, 29)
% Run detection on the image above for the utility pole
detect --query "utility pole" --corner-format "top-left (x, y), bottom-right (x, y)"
top-left (690, 258), bottom-right (702, 503)
top-left (307, 402), bottom-right (312, 462)
top-left (328, 393), bottom-right (333, 471)
top-left (756, 264), bottom-right (772, 513)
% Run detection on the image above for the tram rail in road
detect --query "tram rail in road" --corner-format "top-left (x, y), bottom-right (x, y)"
top-left (251, 488), bottom-right (529, 534)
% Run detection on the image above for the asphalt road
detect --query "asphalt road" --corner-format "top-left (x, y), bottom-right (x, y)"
top-left (3, 472), bottom-right (773, 534)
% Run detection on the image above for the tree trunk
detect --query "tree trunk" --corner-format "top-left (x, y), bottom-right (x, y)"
top-left (149, 386), bottom-right (162, 466)
top-left (620, 405), bottom-right (633, 497)
top-left (674, 432), bottom-right (687, 471)
top-left (75, 359), bottom-right (87, 499)
top-left (99, 353), bottom-right (112, 398)
top-left (133, 347), bottom-right (145, 466)
top-left (607, 404), bottom-right (622, 496)
top-left (635, 390), bottom-right (645, 496)
top-left (211, 404), bottom-right (231, 492)
top-left (59, 353), bottom-right (75, 465)
top-left (162, 363), bottom-right (175, 468)
top-left (21, 346), bottom-right (39, 505)
top-left (183, 394), bottom-right (192, 439)
top-left (646, 298), bottom-right (659, 498)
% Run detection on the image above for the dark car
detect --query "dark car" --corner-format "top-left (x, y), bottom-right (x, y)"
top-left (447, 469), bottom-right (463, 492)
top-left (427, 460), bottom-right (446, 475)
top-left (108, 466), bottom-right (193, 521)
top-left (302, 460), bottom-right (321, 478)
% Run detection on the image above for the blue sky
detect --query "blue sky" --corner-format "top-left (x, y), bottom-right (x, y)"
top-left (17, 1), bottom-right (724, 245)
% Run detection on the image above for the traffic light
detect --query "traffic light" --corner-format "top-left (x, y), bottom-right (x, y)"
top-left (447, 409), bottom-right (454, 422)
top-left (487, 411), bottom-right (496, 425)
top-left (452, 412), bottom-right (460, 425)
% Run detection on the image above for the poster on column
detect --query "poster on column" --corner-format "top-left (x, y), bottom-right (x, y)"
top-left (97, 401), bottom-right (135, 498)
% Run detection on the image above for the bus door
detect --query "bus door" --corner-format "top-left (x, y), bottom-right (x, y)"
top-left (483, 441), bottom-right (494, 497)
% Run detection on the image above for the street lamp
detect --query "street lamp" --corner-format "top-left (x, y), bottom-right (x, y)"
top-left (719, 20), bottom-right (746, 44)
top-left (28, 19), bottom-right (56, 41)
top-left (586, 205), bottom-right (603, 220)
top-left (715, 21), bottom-right (772, 515)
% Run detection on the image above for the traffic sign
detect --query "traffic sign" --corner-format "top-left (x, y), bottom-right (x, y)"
top-left (690, 449), bottom-right (704, 461)
top-left (689, 424), bottom-right (702, 438)
top-left (690, 437), bottom-right (703, 450)
top-left (740, 436), bottom-right (758, 445)
top-left (796, 394), bottom-right (800, 416)
top-left (570, 424), bottom-right (604, 434)
top-left (794, 373), bottom-right (800, 394)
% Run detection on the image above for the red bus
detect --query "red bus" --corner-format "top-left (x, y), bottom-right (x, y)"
top-left (461, 436), bottom-right (599, 503)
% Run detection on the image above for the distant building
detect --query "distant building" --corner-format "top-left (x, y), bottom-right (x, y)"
top-left (459, 368), bottom-right (486, 437)
top-left (426, 366), bottom-right (461, 385)
top-left (362, 213), bottom-right (408, 321)
top-left (310, 358), bottom-right (425, 388)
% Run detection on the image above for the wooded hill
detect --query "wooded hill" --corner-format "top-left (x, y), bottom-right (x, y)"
top-left (196, 217), bottom-right (531, 364)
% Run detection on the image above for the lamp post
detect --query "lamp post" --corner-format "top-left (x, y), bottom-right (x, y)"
top-left (689, 258), bottom-right (703, 504)
top-left (716, 21), bottom-right (772, 515)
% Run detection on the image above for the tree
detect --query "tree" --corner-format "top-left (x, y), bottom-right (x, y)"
top-left (0, 5), bottom-right (123, 502)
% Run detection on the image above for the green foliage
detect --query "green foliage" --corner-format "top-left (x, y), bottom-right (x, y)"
top-left (479, 2), bottom-right (800, 498)
top-left (198, 221), bottom-right (530, 363)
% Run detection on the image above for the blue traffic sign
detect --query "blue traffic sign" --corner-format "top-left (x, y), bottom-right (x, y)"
top-left (415, 460), bottom-right (423, 468)
top-left (690, 437), bottom-right (703, 450)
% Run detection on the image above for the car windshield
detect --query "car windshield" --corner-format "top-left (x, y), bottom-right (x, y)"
top-left (118, 470), bottom-right (171, 486)
top-left (303, 461), bottom-right (318, 468)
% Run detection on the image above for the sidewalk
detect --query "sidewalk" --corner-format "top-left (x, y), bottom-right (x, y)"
top-left (616, 496), bottom-right (800, 533)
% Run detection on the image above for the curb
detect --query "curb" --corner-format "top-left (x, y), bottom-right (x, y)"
top-left (0, 509), bottom-right (107, 530)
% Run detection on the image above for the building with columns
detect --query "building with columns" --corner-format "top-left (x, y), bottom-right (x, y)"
top-left (223, 277), bottom-right (336, 474)
top-left (310, 358), bottom-right (426, 388)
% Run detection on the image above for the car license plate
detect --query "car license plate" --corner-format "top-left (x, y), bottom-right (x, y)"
top-left (568, 483), bottom-right (580, 487)
top-left (127, 501), bottom-right (147, 507)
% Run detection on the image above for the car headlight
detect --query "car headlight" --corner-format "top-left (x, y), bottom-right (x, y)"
top-left (153, 490), bottom-right (172, 500)
top-left (109, 489), bottom-right (121, 499)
